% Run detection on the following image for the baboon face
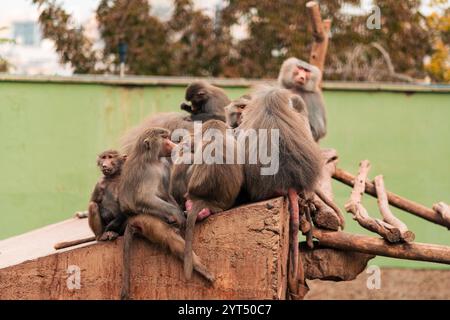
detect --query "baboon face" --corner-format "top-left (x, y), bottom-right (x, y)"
top-left (292, 66), bottom-right (312, 87)
top-left (97, 150), bottom-right (125, 176)
top-left (225, 95), bottom-right (251, 128)
top-left (141, 128), bottom-right (176, 157)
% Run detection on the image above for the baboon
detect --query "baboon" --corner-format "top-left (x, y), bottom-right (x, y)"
top-left (238, 86), bottom-right (322, 298)
top-left (119, 128), bottom-right (214, 299)
top-left (169, 133), bottom-right (195, 209)
top-left (120, 82), bottom-right (230, 153)
top-left (54, 150), bottom-right (127, 250)
top-left (180, 81), bottom-right (230, 122)
top-left (278, 57), bottom-right (327, 142)
top-left (183, 120), bottom-right (244, 280)
top-left (225, 95), bottom-right (252, 128)
top-left (118, 128), bottom-right (184, 225)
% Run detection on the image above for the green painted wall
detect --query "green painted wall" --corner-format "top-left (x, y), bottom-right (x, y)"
top-left (0, 80), bottom-right (449, 269)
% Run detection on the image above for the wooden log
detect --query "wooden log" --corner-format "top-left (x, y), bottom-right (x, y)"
top-left (306, 1), bottom-right (324, 41)
top-left (433, 202), bottom-right (450, 225)
top-left (311, 148), bottom-right (343, 231)
top-left (0, 198), bottom-right (290, 300)
top-left (300, 242), bottom-right (374, 281)
top-left (307, 1), bottom-right (331, 78)
top-left (312, 229), bottom-right (450, 265)
top-left (344, 160), bottom-right (401, 242)
top-left (374, 175), bottom-right (415, 242)
top-left (333, 167), bottom-right (450, 229)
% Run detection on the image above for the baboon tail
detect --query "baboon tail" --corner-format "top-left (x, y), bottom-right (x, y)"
top-left (121, 224), bottom-right (134, 300)
top-left (183, 203), bottom-right (203, 280)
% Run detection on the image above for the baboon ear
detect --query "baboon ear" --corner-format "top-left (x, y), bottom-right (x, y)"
top-left (122, 154), bottom-right (128, 161)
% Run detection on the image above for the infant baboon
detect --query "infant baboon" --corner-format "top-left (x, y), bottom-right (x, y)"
top-left (54, 150), bottom-right (127, 250)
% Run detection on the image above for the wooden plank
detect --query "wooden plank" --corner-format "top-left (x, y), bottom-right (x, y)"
top-left (0, 197), bottom-right (289, 300)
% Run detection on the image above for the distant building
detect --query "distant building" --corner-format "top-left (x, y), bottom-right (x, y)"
top-left (13, 21), bottom-right (40, 46)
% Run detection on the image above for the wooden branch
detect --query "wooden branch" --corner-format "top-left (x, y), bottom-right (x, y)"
top-left (374, 175), bottom-right (415, 242)
top-left (333, 168), bottom-right (450, 229)
top-left (307, 1), bottom-right (324, 41)
top-left (311, 148), bottom-right (343, 230)
top-left (312, 229), bottom-right (450, 265)
top-left (344, 161), bottom-right (402, 242)
top-left (307, 1), bottom-right (331, 78)
top-left (433, 202), bottom-right (450, 224)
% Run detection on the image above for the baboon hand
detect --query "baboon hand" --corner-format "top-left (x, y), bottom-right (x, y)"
top-left (99, 231), bottom-right (119, 241)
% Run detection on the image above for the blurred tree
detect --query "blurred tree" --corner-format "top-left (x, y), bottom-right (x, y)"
top-left (220, 0), bottom-right (361, 79)
top-left (32, 0), bottom-right (447, 83)
top-left (32, 0), bottom-right (98, 73)
top-left (167, 0), bottom-right (233, 76)
top-left (0, 27), bottom-right (14, 72)
top-left (96, 0), bottom-right (172, 75)
top-left (424, 2), bottom-right (450, 83)
top-left (221, 0), bottom-right (435, 81)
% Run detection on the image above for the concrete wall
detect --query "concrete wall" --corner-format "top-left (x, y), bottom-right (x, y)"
top-left (0, 75), bottom-right (449, 269)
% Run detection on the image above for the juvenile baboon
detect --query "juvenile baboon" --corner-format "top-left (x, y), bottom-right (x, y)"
top-left (120, 82), bottom-right (230, 153)
top-left (118, 128), bottom-right (184, 225)
top-left (183, 120), bottom-right (244, 280)
top-left (54, 150), bottom-right (127, 250)
top-left (225, 94), bottom-right (252, 128)
top-left (119, 128), bottom-right (214, 299)
top-left (180, 81), bottom-right (230, 122)
top-left (278, 57), bottom-right (327, 142)
top-left (238, 86), bottom-right (322, 298)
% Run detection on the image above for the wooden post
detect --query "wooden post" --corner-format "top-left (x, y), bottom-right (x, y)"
top-left (307, 1), bottom-right (331, 80)
top-left (333, 167), bottom-right (450, 230)
top-left (312, 229), bottom-right (450, 265)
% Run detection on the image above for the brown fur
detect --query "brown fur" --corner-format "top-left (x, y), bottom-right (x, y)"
top-left (169, 133), bottom-right (195, 208)
top-left (118, 128), bottom-right (214, 299)
top-left (238, 86), bottom-right (322, 297)
top-left (239, 86), bottom-right (322, 201)
top-left (121, 82), bottom-right (230, 153)
top-left (225, 94), bottom-right (251, 128)
top-left (118, 128), bottom-right (184, 225)
top-left (183, 120), bottom-right (244, 280)
top-left (54, 150), bottom-right (127, 250)
top-left (278, 57), bottom-right (327, 142)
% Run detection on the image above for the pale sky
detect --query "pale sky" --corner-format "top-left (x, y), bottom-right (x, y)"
top-left (0, 0), bottom-right (448, 28)
top-left (0, 0), bottom-right (222, 27)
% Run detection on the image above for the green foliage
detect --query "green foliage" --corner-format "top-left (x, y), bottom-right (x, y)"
top-left (31, 0), bottom-right (448, 82)
top-left (96, 0), bottom-right (172, 75)
top-left (0, 27), bottom-right (14, 72)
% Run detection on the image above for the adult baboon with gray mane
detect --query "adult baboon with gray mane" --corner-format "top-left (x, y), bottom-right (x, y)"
top-left (238, 86), bottom-right (322, 298)
top-left (278, 57), bottom-right (327, 142)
